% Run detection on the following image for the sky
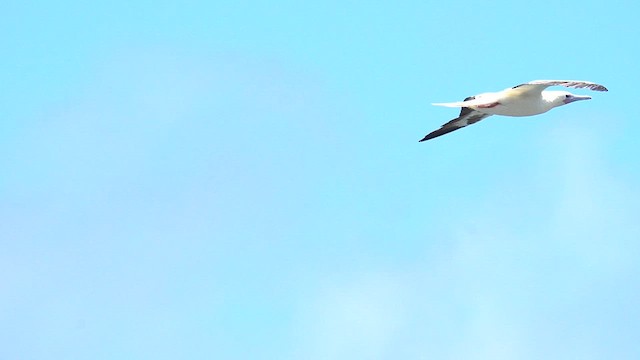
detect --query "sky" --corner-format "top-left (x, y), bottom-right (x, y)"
top-left (2, 1), bottom-right (640, 359)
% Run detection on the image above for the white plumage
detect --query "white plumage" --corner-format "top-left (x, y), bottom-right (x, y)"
top-left (420, 80), bottom-right (608, 142)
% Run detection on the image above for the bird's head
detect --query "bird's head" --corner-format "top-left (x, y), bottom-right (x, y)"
top-left (547, 90), bottom-right (592, 107)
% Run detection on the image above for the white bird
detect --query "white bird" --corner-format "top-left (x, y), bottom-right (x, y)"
top-left (419, 80), bottom-right (608, 142)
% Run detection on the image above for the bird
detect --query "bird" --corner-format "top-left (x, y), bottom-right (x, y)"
top-left (419, 80), bottom-right (608, 142)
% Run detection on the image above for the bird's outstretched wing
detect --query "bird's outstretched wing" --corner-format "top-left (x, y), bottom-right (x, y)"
top-left (419, 103), bottom-right (491, 142)
top-left (513, 80), bottom-right (608, 92)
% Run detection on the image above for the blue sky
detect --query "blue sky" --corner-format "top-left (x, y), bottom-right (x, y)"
top-left (2, 1), bottom-right (640, 359)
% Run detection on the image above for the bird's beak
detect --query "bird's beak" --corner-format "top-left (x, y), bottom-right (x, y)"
top-left (564, 94), bottom-right (591, 104)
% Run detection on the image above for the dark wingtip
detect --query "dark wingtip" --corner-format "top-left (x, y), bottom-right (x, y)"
top-left (589, 83), bottom-right (608, 92)
top-left (419, 134), bottom-right (436, 142)
top-left (418, 126), bottom-right (460, 142)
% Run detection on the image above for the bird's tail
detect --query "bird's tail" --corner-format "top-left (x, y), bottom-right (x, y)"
top-left (431, 101), bottom-right (467, 108)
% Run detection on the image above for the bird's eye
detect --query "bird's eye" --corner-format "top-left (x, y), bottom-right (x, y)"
top-left (565, 94), bottom-right (571, 98)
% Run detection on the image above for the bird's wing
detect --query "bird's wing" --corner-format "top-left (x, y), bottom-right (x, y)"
top-left (512, 80), bottom-right (608, 92)
top-left (419, 105), bottom-right (492, 142)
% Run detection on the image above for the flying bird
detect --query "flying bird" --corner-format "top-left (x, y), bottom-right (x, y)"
top-left (419, 80), bottom-right (608, 142)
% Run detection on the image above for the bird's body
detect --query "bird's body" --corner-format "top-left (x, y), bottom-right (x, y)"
top-left (420, 80), bottom-right (608, 142)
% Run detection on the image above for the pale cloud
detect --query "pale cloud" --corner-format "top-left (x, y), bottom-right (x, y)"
top-left (293, 119), bottom-right (640, 360)
top-left (294, 272), bottom-right (409, 360)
